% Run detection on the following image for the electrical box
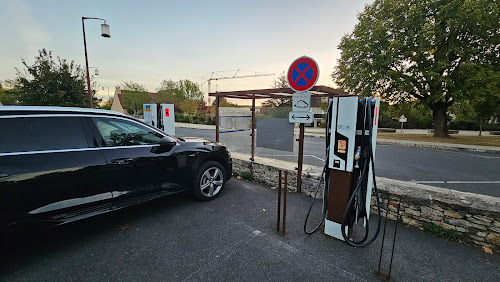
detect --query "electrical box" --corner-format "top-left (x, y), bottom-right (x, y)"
top-left (143, 104), bottom-right (158, 128)
top-left (328, 96), bottom-right (359, 172)
top-left (160, 104), bottom-right (175, 136)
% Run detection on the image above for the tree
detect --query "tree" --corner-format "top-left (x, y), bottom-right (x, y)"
top-left (155, 79), bottom-right (203, 104)
top-left (100, 97), bottom-right (113, 110)
top-left (14, 49), bottom-right (99, 107)
top-left (177, 79), bottom-right (203, 102)
top-left (263, 71), bottom-right (292, 107)
top-left (332, 0), bottom-right (499, 137)
top-left (155, 79), bottom-right (184, 104)
top-left (121, 81), bottom-right (151, 115)
top-left (179, 100), bottom-right (199, 123)
top-left (0, 82), bottom-right (17, 105)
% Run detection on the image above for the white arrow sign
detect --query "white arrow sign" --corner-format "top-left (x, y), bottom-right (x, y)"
top-left (289, 111), bottom-right (314, 123)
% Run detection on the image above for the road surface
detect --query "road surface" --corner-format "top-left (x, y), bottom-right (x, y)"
top-left (176, 128), bottom-right (500, 197)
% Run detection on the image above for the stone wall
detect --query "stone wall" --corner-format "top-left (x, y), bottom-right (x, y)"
top-left (232, 156), bottom-right (500, 252)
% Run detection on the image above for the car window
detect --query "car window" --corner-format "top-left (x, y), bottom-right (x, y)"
top-left (0, 116), bottom-right (89, 153)
top-left (92, 117), bottom-right (164, 147)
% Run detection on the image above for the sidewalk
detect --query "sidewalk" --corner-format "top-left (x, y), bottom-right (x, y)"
top-left (175, 122), bottom-right (500, 153)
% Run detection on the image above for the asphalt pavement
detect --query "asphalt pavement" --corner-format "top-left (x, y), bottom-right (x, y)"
top-left (1, 179), bottom-right (499, 281)
top-left (176, 127), bottom-right (500, 197)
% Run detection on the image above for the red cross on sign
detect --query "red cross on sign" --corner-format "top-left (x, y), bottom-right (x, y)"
top-left (287, 56), bottom-right (319, 92)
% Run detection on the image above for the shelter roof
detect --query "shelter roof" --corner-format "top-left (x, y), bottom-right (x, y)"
top-left (208, 86), bottom-right (348, 99)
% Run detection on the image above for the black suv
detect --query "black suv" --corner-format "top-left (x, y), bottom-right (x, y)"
top-left (0, 106), bottom-right (231, 234)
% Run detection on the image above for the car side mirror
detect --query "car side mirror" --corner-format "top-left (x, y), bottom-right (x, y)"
top-left (152, 136), bottom-right (177, 153)
top-left (159, 136), bottom-right (177, 147)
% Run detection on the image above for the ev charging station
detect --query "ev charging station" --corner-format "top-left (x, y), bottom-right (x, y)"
top-left (143, 103), bottom-right (176, 136)
top-left (289, 56), bottom-right (383, 247)
top-left (324, 96), bottom-right (381, 245)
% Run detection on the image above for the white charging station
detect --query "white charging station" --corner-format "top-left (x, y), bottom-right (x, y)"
top-left (160, 104), bottom-right (175, 136)
top-left (324, 96), bottom-right (380, 242)
top-left (143, 104), bottom-right (158, 128)
top-left (143, 103), bottom-right (175, 136)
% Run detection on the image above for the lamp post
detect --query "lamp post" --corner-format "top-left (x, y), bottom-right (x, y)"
top-left (82, 17), bottom-right (110, 108)
top-left (102, 86), bottom-right (110, 101)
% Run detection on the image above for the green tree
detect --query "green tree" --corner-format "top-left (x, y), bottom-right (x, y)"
top-left (177, 79), bottom-right (203, 101)
top-left (179, 100), bottom-right (199, 123)
top-left (99, 97), bottom-right (113, 110)
top-left (120, 81), bottom-right (151, 115)
top-left (263, 71), bottom-right (292, 107)
top-left (14, 49), bottom-right (98, 107)
top-left (332, 0), bottom-right (499, 137)
top-left (155, 79), bottom-right (184, 104)
top-left (155, 79), bottom-right (203, 104)
top-left (0, 82), bottom-right (17, 105)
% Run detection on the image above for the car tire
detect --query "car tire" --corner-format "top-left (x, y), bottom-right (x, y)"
top-left (193, 161), bottom-right (226, 201)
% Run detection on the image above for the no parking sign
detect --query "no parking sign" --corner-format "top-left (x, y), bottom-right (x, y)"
top-left (287, 56), bottom-right (319, 92)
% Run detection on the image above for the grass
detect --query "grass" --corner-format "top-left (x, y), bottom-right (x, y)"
top-left (422, 222), bottom-right (461, 241)
top-left (377, 133), bottom-right (500, 147)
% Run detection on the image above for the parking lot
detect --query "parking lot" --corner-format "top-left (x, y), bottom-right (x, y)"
top-left (1, 179), bottom-right (499, 281)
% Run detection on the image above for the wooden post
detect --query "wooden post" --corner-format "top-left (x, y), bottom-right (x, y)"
top-left (297, 123), bottom-right (305, 193)
top-left (251, 94), bottom-right (255, 162)
top-left (215, 95), bottom-right (220, 142)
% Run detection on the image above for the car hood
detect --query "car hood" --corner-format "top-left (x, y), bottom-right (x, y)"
top-left (180, 137), bottom-right (216, 145)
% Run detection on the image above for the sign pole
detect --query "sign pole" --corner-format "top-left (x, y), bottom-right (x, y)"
top-left (286, 55), bottom-right (320, 194)
top-left (400, 121), bottom-right (403, 134)
top-left (297, 123), bottom-right (305, 193)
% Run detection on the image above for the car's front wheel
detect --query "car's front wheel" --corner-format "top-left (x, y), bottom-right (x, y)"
top-left (193, 161), bottom-right (226, 201)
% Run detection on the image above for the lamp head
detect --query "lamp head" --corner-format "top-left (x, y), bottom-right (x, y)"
top-left (101, 23), bottom-right (110, 38)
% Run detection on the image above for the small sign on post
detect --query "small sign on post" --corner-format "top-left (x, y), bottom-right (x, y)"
top-left (399, 115), bottom-right (407, 134)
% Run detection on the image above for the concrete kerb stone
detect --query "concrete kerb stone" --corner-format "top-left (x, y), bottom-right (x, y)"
top-left (231, 153), bottom-right (500, 252)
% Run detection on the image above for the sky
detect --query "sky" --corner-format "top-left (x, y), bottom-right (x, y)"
top-left (0, 0), bottom-right (372, 103)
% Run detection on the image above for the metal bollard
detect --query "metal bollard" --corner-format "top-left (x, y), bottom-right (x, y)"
top-left (376, 191), bottom-right (402, 282)
top-left (277, 169), bottom-right (288, 236)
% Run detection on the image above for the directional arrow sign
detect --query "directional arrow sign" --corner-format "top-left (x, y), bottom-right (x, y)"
top-left (289, 111), bottom-right (314, 124)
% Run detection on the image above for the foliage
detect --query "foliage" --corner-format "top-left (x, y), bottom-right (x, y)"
top-left (179, 100), bottom-right (200, 123)
top-left (0, 82), bottom-right (17, 105)
top-left (263, 71), bottom-right (292, 107)
top-left (121, 81), bottom-right (148, 92)
top-left (154, 79), bottom-right (203, 115)
top-left (379, 100), bottom-right (433, 129)
top-left (332, 0), bottom-right (499, 137)
top-left (423, 222), bottom-right (461, 241)
top-left (121, 81), bottom-right (151, 115)
top-left (155, 79), bottom-right (185, 104)
top-left (14, 49), bottom-right (98, 107)
top-left (450, 71), bottom-right (500, 134)
top-left (258, 106), bottom-right (290, 118)
top-left (99, 98), bottom-right (113, 110)
top-left (177, 79), bottom-right (203, 101)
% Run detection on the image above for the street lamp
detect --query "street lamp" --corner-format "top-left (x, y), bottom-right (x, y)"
top-left (102, 86), bottom-right (110, 101)
top-left (82, 17), bottom-right (110, 108)
top-left (89, 67), bottom-right (99, 76)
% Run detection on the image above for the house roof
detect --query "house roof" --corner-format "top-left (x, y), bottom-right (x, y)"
top-left (116, 93), bottom-right (127, 109)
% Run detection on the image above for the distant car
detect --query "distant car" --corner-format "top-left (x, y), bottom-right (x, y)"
top-left (0, 106), bottom-right (231, 236)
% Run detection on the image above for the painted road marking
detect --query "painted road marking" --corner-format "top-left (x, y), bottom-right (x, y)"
top-left (444, 151), bottom-right (500, 159)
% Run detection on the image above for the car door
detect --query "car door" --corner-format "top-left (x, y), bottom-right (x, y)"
top-left (86, 115), bottom-right (182, 207)
top-left (0, 115), bottom-right (112, 226)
